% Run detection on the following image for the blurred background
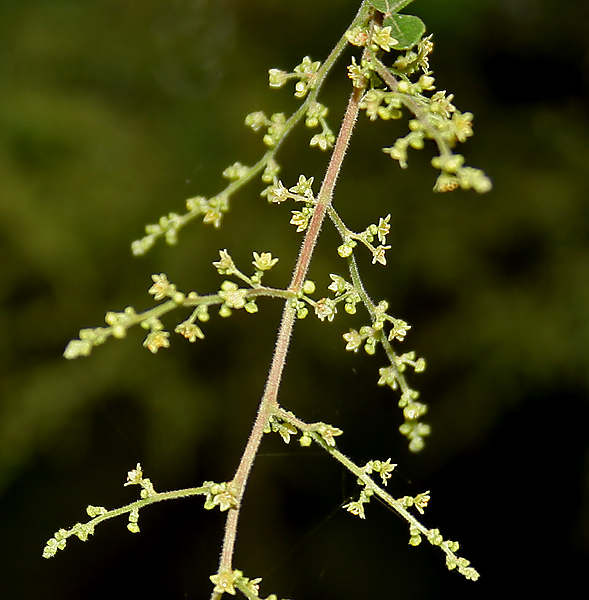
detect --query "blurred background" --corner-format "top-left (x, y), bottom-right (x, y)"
top-left (1, 0), bottom-right (588, 598)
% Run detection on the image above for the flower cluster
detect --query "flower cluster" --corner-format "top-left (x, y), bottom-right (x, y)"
top-left (306, 100), bottom-right (335, 150)
top-left (393, 34), bottom-right (434, 74)
top-left (399, 490), bottom-right (431, 515)
top-left (377, 358), bottom-right (430, 453)
top-left (43, 521), bottom-right (97, 559)
top-left (212, 248), bottom-right (281, 309)
top-left (327, 274), bottom-right (362, 314)
top-left (266, 412), bottom-right (343, 449)
top-left (262, 174), bottom-right (314, 204)
top-left (297, 421), bottom-right (344, 448)
top-left (43, 464), bottom-right (160, 557)
top-left (264, 415), bottom-right (298, 444)
top-left (268, 55), bottom-right (321, 98)
top-left (343, 487), bottom-right (374, 520)
top-left (336, 214), bottom-right (392, 265)
top-left (261, 175), bottom-right (317, 234)
top-left (267, 57), bottom-right (334, 149)
top-left (124, 463), bottom-right (157, 498)
top-left (203, 482), bottom-right (238, 512)
top-left (343, 459), bottom-right (396, 520)
top-left (210, 569), bottom-right (280, 598)
top-left (245, 111), bottom-right (288, 148)
top-left (222, 161), bottom-right (251, 182)
top-left (362, 458), bottom-right (397, 486)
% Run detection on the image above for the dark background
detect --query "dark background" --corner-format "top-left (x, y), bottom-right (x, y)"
top-left (1, 0), bottom-right (588, 598)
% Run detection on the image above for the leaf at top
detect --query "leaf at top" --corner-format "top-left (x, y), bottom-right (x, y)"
top-left (369, 0), bottom-right (416, 17)
top-left (383, 13), bottom-right (426, 50)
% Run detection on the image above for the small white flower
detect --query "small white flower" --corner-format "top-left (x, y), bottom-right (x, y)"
top-left (377, 214), bottom-right (391, 244)
top-left (315, 298), bottom-right (337, 322)
top-left (372, 245), bottom-right (391, 265)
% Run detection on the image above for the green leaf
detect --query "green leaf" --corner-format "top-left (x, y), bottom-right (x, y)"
top-left (383, 14), bottom-right (426, 50)
top-left (369, 0), bottom-right (416, 16)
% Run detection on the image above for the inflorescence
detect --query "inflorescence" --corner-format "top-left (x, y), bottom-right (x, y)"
top-left (53, 1), bottom-right (488, 596)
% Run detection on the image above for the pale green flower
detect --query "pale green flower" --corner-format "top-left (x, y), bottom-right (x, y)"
top-left (63, 339), bottom-right (92, 360)
top-left (245, 110), bottom-right (267, 131)
top-left (222, 161), bottom-right (250, 181)
top-left (143, 330), bottom-right (170, 353)
top-left (345, 26), bottom-right (369, 47)
top-left (372, 25), bottom-right (398, 52)
top-left (414, 491), bottom-right (431, 514)
top-left (389, 319), bottom-right (411, 341)
top-left (210, 569), bottom-right (237, 595)
top-left (268, 68), bottom-right (288, 88)
top-left (213, 249), bottom-right (235, 274)
top-left (289, 174), bottom-right (315, 198)
top-left (372, 244), bottom-right (391, 266)
top-left (264, 180), bottom-right (289, 204)
top-left (252, 251), bottom-right (279, 271)
top-left (343, 329), bottom-right (363, 352)
top-left (376, 214), bottom-right (391, 244)
top-left (343, 499), bottom-right (366, 519)
top-left (148, 273), bottom-right (173, 301)
top-left (309, 131), bottom-right (334, 150)
top-left (315, 422), bottom-right (343, 446)
top-left (290, 208), bottom-right (311, 232)
top-left (124, 463), bottom-right (143, 486)
top-left (175, 322), bottom-right (205, 342)
top-left (347, 56), bottom-right (367, 88)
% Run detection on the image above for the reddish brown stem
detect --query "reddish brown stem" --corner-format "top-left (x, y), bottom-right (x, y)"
top-left (211, 84), bottom-right (364, 600)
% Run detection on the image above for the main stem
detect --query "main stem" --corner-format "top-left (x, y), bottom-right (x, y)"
top-left (211, 85), bottom-right (364, 595)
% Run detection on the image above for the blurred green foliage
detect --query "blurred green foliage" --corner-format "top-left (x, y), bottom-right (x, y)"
top-left (1, 1), bottom-right (588, 599)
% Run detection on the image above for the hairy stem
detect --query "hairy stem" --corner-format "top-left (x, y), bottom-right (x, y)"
top-left (211, 82), bottom-right (365, 600)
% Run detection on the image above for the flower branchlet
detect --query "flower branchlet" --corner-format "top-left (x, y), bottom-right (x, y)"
top-left (294, 262), bottom-right (429, 451)
top-left (43, 464), bottom-right (210, 558)
top-left (63, 253), bottom-right (289, 358)
top-left (282, 407), bottom-right (478, 582)
top-left (345, 21), bottom-right (491, 194)
top-left (131, 48), bottom-right (342, 256)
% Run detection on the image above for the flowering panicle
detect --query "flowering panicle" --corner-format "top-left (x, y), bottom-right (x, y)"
top-left (53, 2), bottom-right (486, 595)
